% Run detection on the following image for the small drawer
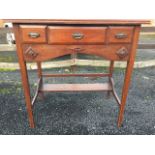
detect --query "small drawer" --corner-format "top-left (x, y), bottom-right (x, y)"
top-left (108, 27), bottom-right (134, 43)
top-left (20, 25), bottom-right (47, 43)
top-left (48, 26), bottom-right (107, 44)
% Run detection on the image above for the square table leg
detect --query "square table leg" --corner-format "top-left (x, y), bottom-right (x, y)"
top-left (107, 60), bottom-right (114, 97)
top-left (37, 62), bottom-right (44, 99)
top-left (14, 25), bottom-right (35, 128)
top-left (118, 26), bottom-right (141, 127)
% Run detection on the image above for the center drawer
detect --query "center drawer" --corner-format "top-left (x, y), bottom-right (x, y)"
top-left (48, 26), bottom-right (107, 44)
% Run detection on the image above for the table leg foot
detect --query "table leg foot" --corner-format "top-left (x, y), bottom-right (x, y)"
top-left (29, 119), bottom-right (35, 128)
top-left (25, 99), bottom-right (35, 128)
top-left (117, 113), bottom-right (123, 127)
top-left (117, 120), bottom-right (123, 128)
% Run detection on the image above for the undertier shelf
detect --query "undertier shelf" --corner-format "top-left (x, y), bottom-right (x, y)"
top-left (40, 83), bottom-right (112, 92)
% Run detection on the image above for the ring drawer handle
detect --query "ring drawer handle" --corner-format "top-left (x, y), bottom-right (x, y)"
top-left (72, 32), bottom-right (84, 40)
top-left (29, 32), bottom-right (40, 38)
top-left (115, 33), bottom-right (127, 39)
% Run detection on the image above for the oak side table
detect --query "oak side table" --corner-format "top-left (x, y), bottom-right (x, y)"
top-left (5, 19), bottom-right (150, 128)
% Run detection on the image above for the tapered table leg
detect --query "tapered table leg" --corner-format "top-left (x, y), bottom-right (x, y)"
top-left (20, 61), bottom-right (35, 128)
top-left (118, 26), bottom-right (141, 127)
top-left (70, 53), bottom-right (77, 72)
top-left (118, 61), bottom-right (134, 127)
top-left (37, 62), bottom-right (44, 99)
top-left (14, 25), bottom-right (35, 128)
top-left (107, 61), bottom-right (114, 97)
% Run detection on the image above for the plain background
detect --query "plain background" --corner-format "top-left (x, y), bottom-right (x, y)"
top-left (0, 0), bottom-right (155, 154)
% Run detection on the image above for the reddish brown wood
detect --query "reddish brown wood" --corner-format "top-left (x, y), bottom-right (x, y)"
top-left (4, 19), bottom-right (150, 25)
top-left (37, 62), bottom-right (42, 77)
top-left (20, 25), bottom-right (47, 43)
top-left (109, 61), bottom-right (114, 76)
top-left (22, 44), bottom-right (131, 62)
top-left (41, 83), bottom-right (112, 92)
top-left (42, 73), bottom-right (110, 77)
top-left (3, 25), bottom-right (155, 34)
top-left (118, 26), bottom-right (141, 127)
top-left (11, 19), bottom-right (149, 128)
top-left (70, 53), bottom-right (77, 72)
top-left (13, 24), bottom-right (35, 128)
top-left (107, 61), bottom-right (114, 97)
top-left (36, 62), bottom-right (44, 99)
top-left (107, 27), bottom-right (134, 43)
top-left (110, 77), bottom-right (121, 106)
top-left (48, 26), bottom-right (107, 44)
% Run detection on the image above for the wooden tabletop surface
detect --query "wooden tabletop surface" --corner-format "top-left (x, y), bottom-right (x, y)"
top-left (3, 19), bottom-right (150, 25)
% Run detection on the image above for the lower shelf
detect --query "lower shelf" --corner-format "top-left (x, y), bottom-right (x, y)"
top-left (40, 83), bottom-right (112, 92)
top-left (32, 79), bottom-right (120, 107)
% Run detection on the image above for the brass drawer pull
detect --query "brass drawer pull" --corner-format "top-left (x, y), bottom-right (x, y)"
top-left (24, 47), bottom-right (39, 59)
top-left (72, 32), bottom-right (84, 40)
top-left (116, 47), bottom-right (129, 59)
top-left (29, 32), bottom-right (40, 38)
top-left (115, 33), bottom-right (127, 39)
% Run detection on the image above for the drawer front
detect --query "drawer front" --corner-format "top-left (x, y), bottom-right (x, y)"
top-left (108, 27), bottom-right (134, 43)
top-left (48, 27), bottom-right (107, 44)
top-left (22, 44), bottom-right (131, 62)
top-left (20, 25), bottom-right (47, 43)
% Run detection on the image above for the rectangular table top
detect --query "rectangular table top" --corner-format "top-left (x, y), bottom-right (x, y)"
top-left (3, 19), bottom-right (150, 25)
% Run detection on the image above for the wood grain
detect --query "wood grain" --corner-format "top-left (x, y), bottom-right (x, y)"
top-left (13, 24), bottom-right (35, 128)
top-left (107, 27), bottom-right (134, 43)
top-left (4, 19), bottom-right (150, 25)
top-left (118, 26), bottom-right (141, 127)
top-left (48, 26), bottom-right (107, 44)
top-left (41, 83), bottom-right (112, 92)
top-left (20, 25), bottom-right (47, 43)
top-left (22, 44), bottom-right (131, 62)
top-left (11, 19), bottom-right (149, 128)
